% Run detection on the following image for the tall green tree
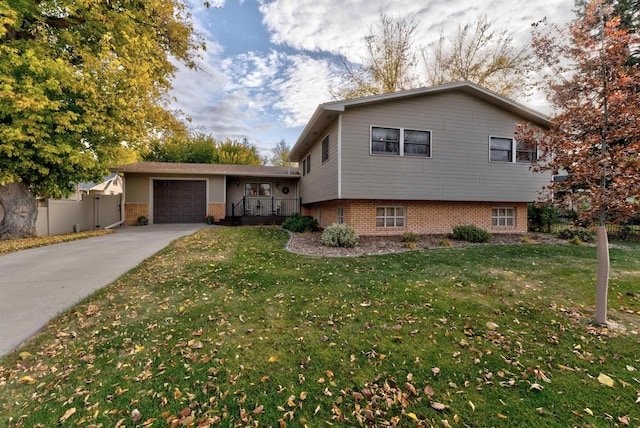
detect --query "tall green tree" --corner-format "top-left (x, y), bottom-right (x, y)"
top-left (331, 13), bottom-right (419, 99)
top-left (215, 139), bottom-right (265, 166)
top-left (0, 0), bottom-right (203, 240)
top-left (517, 0), bottom-right (640, 324)
top-left (270, 139), bottom-right (294, 167)
top-left (143, 134), bottom-right (217, 164)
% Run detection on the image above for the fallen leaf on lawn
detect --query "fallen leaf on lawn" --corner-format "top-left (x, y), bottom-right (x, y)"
top-left (584, 408), bottom-right (594, 416)
top-left (268, 355), bottom-right (278, 363)
top-left (598, 373), bottom-right (615, 387)
top-left (619, 415), bottom-right (630, 425)
top-left (486, 322), bottom-right (499, 330)
top-left (18, 351), bottom-right (31, 359)
top-left (60, 408), bottom-right (76, 423)
top-left (407, 412), bottom-right (419, 421)
top-left (300, 391), bottom-right (308, 400)
top-left (431, 367), bottom-right (440, 375)
top-left (260, 375), bottom-right (270, 382)
top-left (626, 365), bottom-right (636, 371)
top-left (287, 395), bottom-right (296, 407)
top-left (442, 419), bottom-right (452, 428)
top-left (424, 385), bottom-right (434, 397)
top-left (253, 404), bottom-right (264, 415)
top-left (18, 376), bottom-right (35, 384)
top-left (431, 402), bottom-right (448, 411)
top-left (468, 401), bottom-right (475, 411)
top-left (530, 383), bottom-right (544, 391)
top-left (497, 413), bottom-right (508, 419)
top-left (325, 370), bottom-right (334, 378)
top-left (131, 408), bottom-right (142, 423)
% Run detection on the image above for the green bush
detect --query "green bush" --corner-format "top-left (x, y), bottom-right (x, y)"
top-left (321, 223), bottom-right (358, 248)
top-left (137, 215), bottom-right (148, 226)
top-left (555, 227), bottom-right (595, 242)
top-left (528, 203), bottom-right (559, 232)
top-left (451, 225), bottom-right (492, 243)
top-left (401, 232), bottom-right (419, 243)
top-left (438, 238), bottom-right (452, 247)
top-left (282, 213), bottom-right (318, 233)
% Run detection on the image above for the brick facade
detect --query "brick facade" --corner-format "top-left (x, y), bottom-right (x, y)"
top-left (303, 199), bottom-right (528, 236)
top-left (124, 203), bottom-right (149, 226)
top-left (208, 203), bottom-right (226, 222)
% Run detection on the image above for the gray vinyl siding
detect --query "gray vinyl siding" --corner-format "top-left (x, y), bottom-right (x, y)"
top-left (340, 92), bottom-right (551, 202)
top-left (298, 120), bottom-right (339, 203)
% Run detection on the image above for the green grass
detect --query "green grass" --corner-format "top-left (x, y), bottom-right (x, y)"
top-left (1, 227), bottom-right (640, 427)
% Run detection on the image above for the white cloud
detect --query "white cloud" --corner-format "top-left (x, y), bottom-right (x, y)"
top-left (271, 55), bottom-right (340, 127)
top-left (260, 0), bottom-right (574, 62)
top-left (222, 50), bottom-right (283, 90)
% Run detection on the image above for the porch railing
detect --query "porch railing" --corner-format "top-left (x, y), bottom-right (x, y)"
top-left (232, 197), bottom-right (300, 218)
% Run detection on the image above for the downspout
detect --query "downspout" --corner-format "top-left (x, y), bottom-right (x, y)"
top-left (104, 174), bottom-right (125, 230)
top-left (338, 113), bottom-right (342, 199)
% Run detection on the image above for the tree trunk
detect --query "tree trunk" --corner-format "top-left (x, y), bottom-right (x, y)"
top-left (594, 225), bottom-right (610, 325)
top-left (0, 182), bottom-right (38, 240)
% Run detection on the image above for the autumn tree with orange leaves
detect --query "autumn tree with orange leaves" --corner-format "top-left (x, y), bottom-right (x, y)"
top-left (517, 0), bottom-right (640, 324)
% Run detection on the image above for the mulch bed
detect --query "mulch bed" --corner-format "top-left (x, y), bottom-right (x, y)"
top-left (286, 232), bottom-right (566, 257)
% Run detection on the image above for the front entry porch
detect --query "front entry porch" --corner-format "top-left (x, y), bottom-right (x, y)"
top-left (218, 197), bottom-right (300, 226)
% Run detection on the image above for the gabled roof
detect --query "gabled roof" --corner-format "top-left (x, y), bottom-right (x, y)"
top-left (290, 81), bottom-right (550, 161)
top-left (78, 173), bottom-right (119, 191)
top-left (110, 162), bottom-right (299, 178)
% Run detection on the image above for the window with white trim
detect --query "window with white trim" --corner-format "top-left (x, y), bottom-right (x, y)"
top-left (371, 127), bottom-right (431, 157)
top-left (321, 136), bottom-right (329, 163)
top-left (336, 206), bottom-right (344, 224)
top-left (245, 182), bottom-right (271, 197)
top-left (490, 136), bottom-right (536, 163)
top-left (376, 206), bottom-right (406, 227)
top-left (492, 207), bottom-right (515, 227)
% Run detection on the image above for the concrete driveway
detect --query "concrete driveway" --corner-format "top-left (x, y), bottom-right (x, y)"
top-left (0, 224), bottom-right (207, 357)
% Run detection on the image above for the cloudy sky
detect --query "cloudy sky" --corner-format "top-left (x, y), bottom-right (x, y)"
top-left (171, 0), bottom-right (575, 161)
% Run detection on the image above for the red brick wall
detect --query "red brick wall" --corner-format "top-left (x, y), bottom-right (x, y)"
top-left (302, 200), bottom-right (528, 236)
top-left (208, 203), bottom-right (225, 221)
top-left (124, 203), bottom-right (149, 226)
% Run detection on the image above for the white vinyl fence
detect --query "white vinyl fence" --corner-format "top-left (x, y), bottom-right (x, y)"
top-left (0, 195), bottom-right (121, 237)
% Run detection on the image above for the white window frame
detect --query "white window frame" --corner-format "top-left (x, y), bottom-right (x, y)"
top-left (489, 136), bottom-right (536, 163)
top-left (376, 206), bottom-right (406, 228)
top-left (245, 182), bottom-right (272, 197)
top-left (492, 207), bottom-right (515, 227)
top-left (336, 206), bottom-right (344, 224)
top-left (370, 126), bottom-right (432, 158)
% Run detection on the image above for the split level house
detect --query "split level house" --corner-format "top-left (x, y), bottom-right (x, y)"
top-left (111, 82), bottom-right (552, 236)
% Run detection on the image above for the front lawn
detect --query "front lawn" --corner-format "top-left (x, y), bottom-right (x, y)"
top-left (1, 227), bottom-right (640, 427)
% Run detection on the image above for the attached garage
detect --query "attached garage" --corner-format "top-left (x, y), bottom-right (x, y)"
top-left (153, 180), bottom-right (206, 223)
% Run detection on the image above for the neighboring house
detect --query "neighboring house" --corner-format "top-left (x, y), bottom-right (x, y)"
top-left (111, 82), bottom-right (551, 234)
top-left (72, 173), bottom-right (124, 200)
top-left (110, 163), bottom-right (300, 225)
top-left (288, 81), bottom-right (551, 235)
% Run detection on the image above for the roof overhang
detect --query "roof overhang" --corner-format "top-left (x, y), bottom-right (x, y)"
top-left (110, 162), bottom-right (300, 179)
